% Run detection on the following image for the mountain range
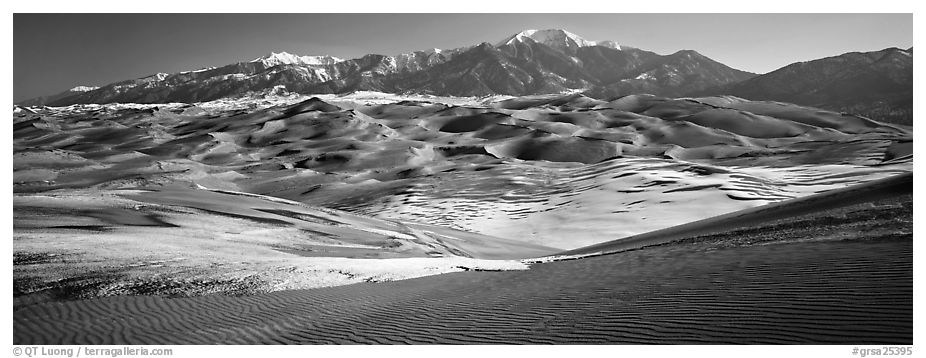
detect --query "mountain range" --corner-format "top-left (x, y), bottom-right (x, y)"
top-left (17, 29), bottom-right (913, 125)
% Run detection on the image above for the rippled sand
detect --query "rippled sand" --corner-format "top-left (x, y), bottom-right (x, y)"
top-left (14, 176), bottom-right (912, 344)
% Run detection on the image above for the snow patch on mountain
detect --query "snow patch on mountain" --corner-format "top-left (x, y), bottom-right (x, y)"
top-left (69, 86), bottom-right (99, 92)
top-left (180, 67), bottom-right (217, 74)
top-left (137, 73), bottom-right (169, 82)
top-left (594, 40), bottom-right (623, 50)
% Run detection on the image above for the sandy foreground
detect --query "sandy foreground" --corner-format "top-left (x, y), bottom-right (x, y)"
top-left (13, 175), bottom-right (912, 344)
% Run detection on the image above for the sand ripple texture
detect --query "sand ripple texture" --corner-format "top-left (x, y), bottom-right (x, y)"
top-left (14, 237), bottom-right (910, 344)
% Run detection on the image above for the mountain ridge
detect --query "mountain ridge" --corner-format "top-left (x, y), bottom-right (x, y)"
top-left (21, 29), bottom-right (753, 106)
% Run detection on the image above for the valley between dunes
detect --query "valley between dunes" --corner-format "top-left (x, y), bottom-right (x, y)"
top-left (13, 91), bottom-right (912, 344)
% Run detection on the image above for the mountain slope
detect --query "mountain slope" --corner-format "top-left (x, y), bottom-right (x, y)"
top-left (710, 47), bottom-right (913, 125)
top-left (585, 49), bottom-right (755, 98)
top-left (16, 86), bottom-right (99, 106)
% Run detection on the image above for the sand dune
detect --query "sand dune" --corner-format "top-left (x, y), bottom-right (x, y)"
top-left (14, 94), bottom-right (910, 250)
top-left (13, 92), bottom-right (912, 305)
top-left (485, 134), bottom-right (621, 164)
top-left (693, 95), bottom-right (907, 134)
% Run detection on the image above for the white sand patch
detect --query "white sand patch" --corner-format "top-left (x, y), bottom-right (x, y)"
top-left (522, 252), bottom-right (605, 263)
top-left (259, 256), bottom-right (528, 292)
top-left (14, 225), bottom-right (528, 296)
top-left (185, 91), bottom-right (515, 112)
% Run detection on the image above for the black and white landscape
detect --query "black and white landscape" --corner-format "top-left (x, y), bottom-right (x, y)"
top-left (13, 19), bottom-right (913, 345)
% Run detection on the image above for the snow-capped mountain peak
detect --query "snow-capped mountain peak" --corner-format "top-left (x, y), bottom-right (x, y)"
top-left (497, 29), bottom-right (590, 47)
top-left (251, 51), bottom-right (344, 67)
top-left (497, 29), bottom-right (622, 52)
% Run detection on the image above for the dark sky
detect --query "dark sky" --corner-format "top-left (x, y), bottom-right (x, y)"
top-left (13, 13), bottom-right (913, 101)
